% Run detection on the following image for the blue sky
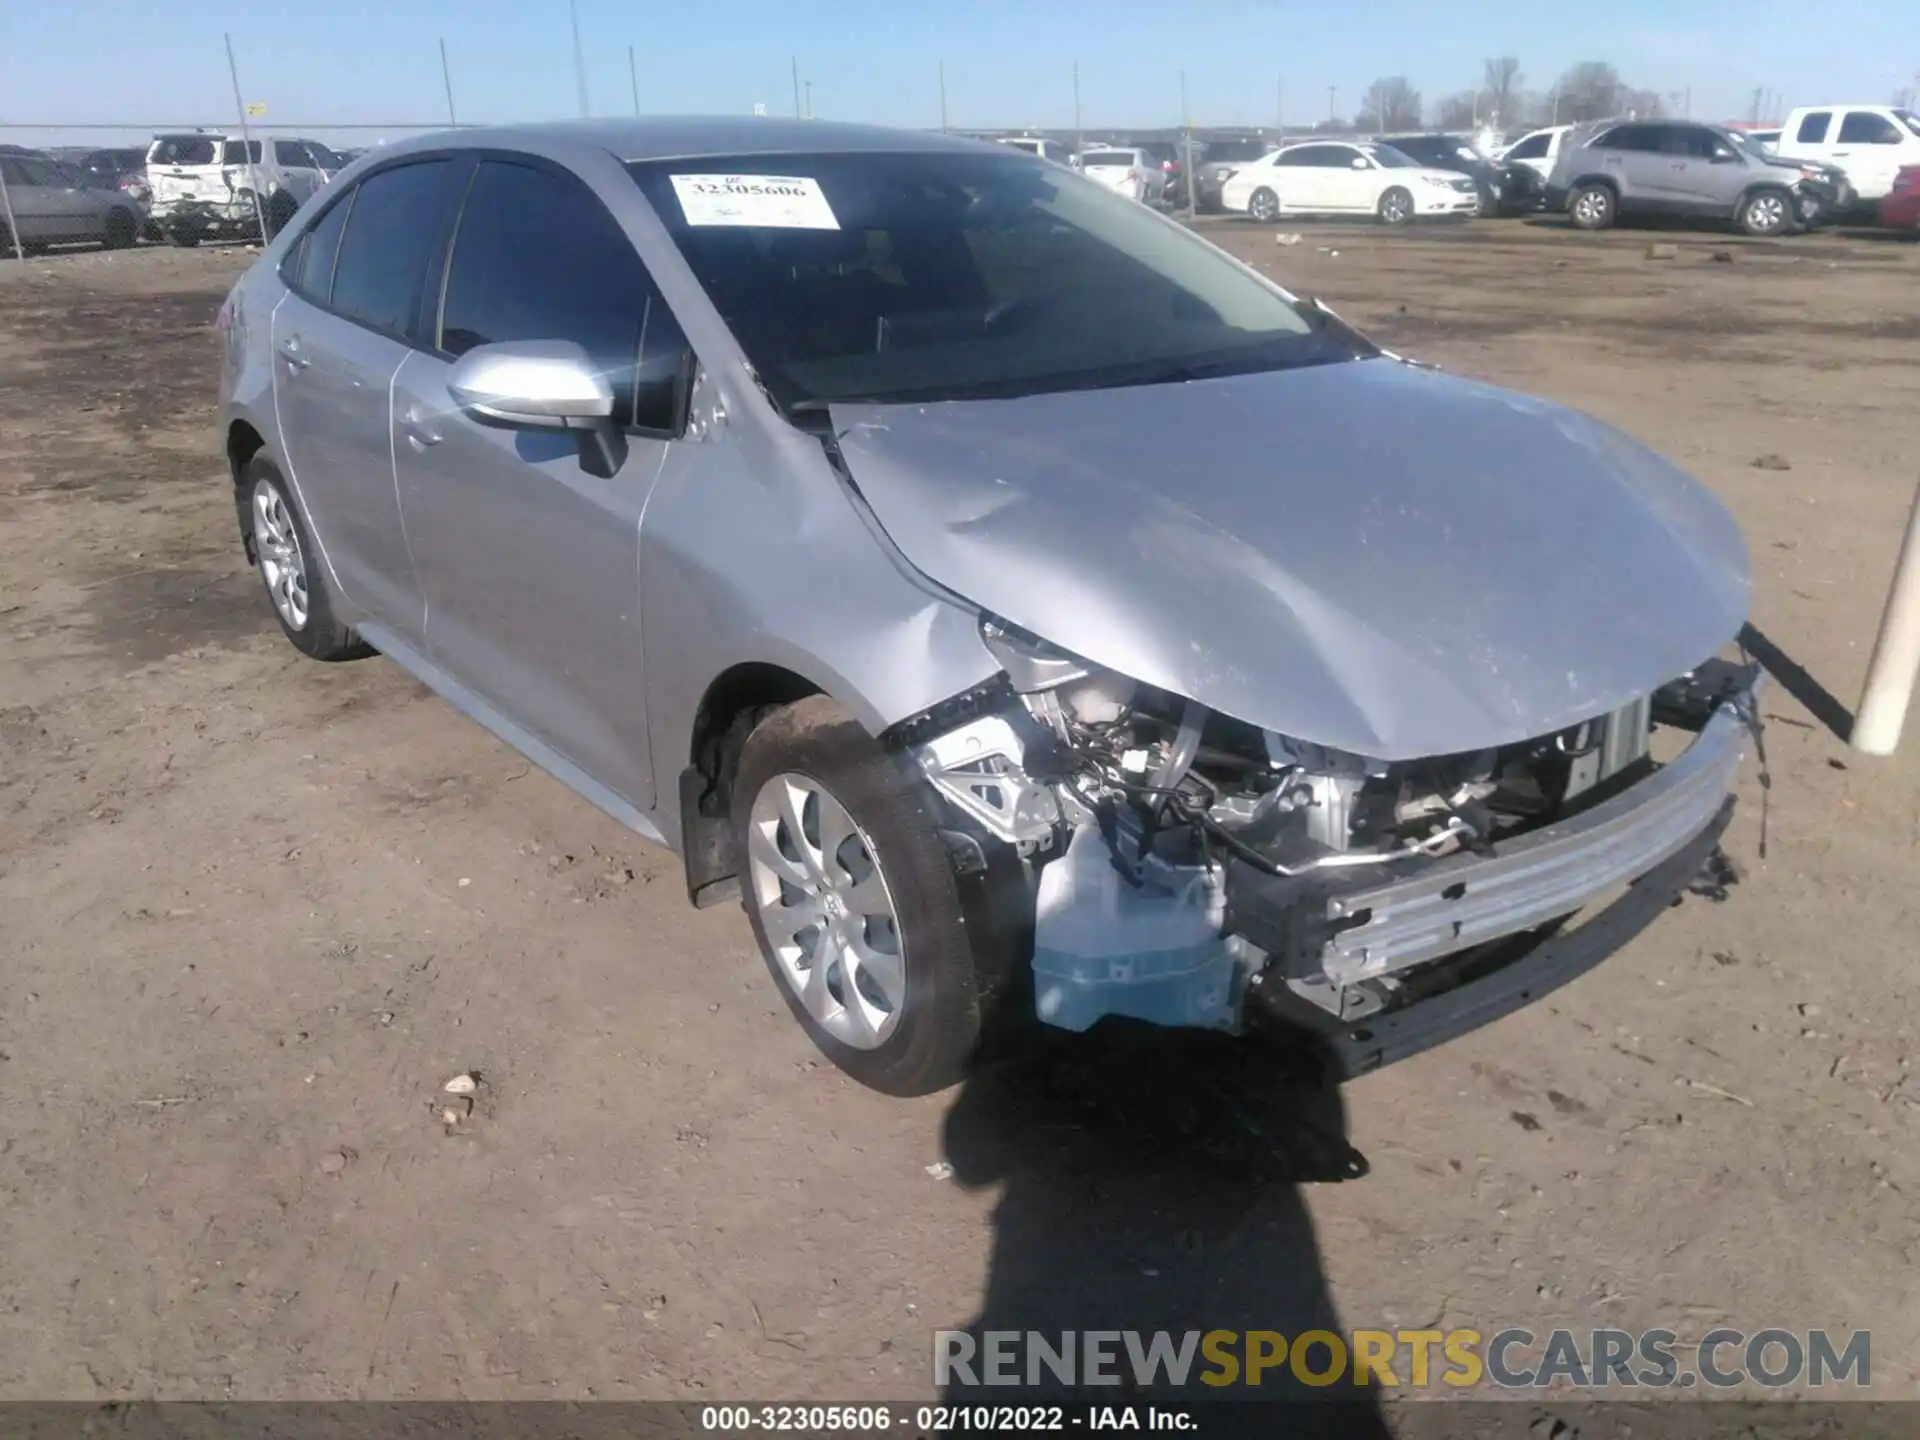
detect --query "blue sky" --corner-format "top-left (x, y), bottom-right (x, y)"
top-left (2, 0), bottom-right (1916, 144)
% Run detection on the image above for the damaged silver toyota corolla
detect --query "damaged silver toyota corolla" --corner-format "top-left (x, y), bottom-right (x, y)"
top-left (219, 118), bottom-right (1762, 1095)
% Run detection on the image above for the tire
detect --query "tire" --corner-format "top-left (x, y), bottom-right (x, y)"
top-left (239, 456), bottom-right (374, 662)
top-left (1376, 186), bottom-right (1414, 226)
top-left (1569, 182), bottom-right (1616, 231)
top-left (265, 190), bottom-right (299, 239)
top-left (732, 696), bottom-right (982, 1096)
top-left (1248, 187), bottom-right (1280, 223)
top-left (1737, 187), bottom-right (1793, 237)
top-left (167, 229), bottom-right (201, 248)
top-left (102, 208), bottom-right (136, 250)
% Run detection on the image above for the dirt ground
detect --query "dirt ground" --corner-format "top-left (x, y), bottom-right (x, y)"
top-left (3, 217), bottom-right (1919, 1407)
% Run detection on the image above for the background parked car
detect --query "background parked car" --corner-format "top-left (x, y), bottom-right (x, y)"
top-left (1495, 124), bottom-right (1573, 183)
top-left (145, 132), bottom-right (333, 244)
top-left (997, 136), bottom-right (1073, 165)
top-left (1882, 164), bottom-right (1920, 230)
top-left (1222, 140), bottom-right (1480, 224)
top-left (1194, 135), bottom-right (1276, 212)
top-left (1126, 139), bottom-right (1199, 207)
top-left (1775, 104), bottom-right (1920, 206)
top-left (0, 153), bottom-right (143, 252)
top-left (1078, 146), bottom-right (1167, 204)
top-left (1378, 132), bottom-right (1511, 215)
top-left (1548, 118), bottom-right (1821, 237)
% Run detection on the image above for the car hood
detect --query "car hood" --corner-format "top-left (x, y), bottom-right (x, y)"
top-left (830, 360), bottom-right (1750, 760)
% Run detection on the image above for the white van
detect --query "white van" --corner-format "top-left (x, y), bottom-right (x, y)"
top-left (144, 133), bottom-right (340, 243)
top-left (1774, 105), bottom-right (1920, 202)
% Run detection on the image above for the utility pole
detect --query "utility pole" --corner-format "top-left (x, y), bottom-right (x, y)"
top-left (1179, 69), bottom-right (1196, 220)
top-left (439, 38), bottom-right (457, 125)
top-left (1327, 85), bottom-right (1337, 125)
top-left (568, 0), bottom-right (589, 116)
top-left (629, 46), bottom-right (641, 116)
top-left (805, 80), bottom-right (813, 119)
top-left (222, 32), bottom-right (270, 244)
top-left (939, 61), bottom-right (948, 132)
top-left (792, 56), bottom-right (802, 119)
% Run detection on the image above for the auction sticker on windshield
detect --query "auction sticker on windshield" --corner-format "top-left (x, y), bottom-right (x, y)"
top-left (669, 174), bottom-right (840, 229)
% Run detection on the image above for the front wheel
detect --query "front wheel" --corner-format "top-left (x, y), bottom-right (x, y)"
top-left (1248, 187), bottom-right (1280, 223)
top-left (1377, 186), bottom-right (1414, 225)
top-left (733, 697), bottom-right (983, 1095)
top-left (1569, 182), bottom-right (1616, 231)
top-left (1738, 188), bottom-right (1793, 237)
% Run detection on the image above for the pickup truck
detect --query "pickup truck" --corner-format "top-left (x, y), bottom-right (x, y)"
top-left (1772, 104), bottom-right (1920, 204)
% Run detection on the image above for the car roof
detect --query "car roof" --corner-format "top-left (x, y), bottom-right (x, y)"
top-left (404, 117), bottom-right (993, 164)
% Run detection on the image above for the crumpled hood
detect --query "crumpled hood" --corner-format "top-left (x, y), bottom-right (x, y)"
top-left (831, 360), bottom-right (1750, 760)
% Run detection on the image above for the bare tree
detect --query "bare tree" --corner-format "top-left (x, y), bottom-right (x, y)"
top-left (1357, 76), bottom-right (1422, 132)
top-left (1482, 56), bottom-right (1522, 123)
top-left (1553, 62), bottom-right (1628, 123)
top-left (1435, 91), bottom-right (1478, 129)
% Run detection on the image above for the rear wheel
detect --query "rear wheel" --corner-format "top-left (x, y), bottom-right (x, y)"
top-left (265, 190), bottom-right (300, 238)
top-left (1569, 182), bottom-right (1616, 231)
top-left (241, 457), bottom-right (374, 662)
top-left (1377, 186), bottom-right (1414, 225)
top-left (1248, 187), bottom-right (1280, 223)
top-left (1737, 187), bottom-right (1793, 237)
top-left (733, 697), bottom-right (983, 1095)
top-left (102, 208), bottom-right (136, 250)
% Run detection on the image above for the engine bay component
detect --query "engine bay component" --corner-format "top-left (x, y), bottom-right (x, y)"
top-left (909, 623), bottom-right (1755, 1040)
top-left (911, 714), bottom-right (1062, 855)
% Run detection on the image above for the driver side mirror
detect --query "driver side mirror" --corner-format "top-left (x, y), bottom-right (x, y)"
top-left (1350, 156), bottom-right (1370, 170)
top-left (1711, 149), bottom-right (1741, 164)
top-left (448, 339), bottom-right (628, 477)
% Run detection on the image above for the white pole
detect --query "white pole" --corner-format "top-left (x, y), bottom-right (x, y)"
top-left (223, 33), bottom-right (270, 246)
top-left (1852, 481), bottom-right (1920, 755)
top-left (0, 161), bottom-right (24, 262)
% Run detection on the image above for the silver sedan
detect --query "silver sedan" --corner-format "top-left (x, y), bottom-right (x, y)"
top-left (217, 118), bottom-right (1760, 1095)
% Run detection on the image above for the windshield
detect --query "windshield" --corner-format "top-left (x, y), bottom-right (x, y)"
top-left (1364, 145), bottom-right (1420, 168)
top-left (1898, 109), bottom-right (1920, 138)
top-left (1080, 151), bottom-right (1134, 167)
top-left (305, 141), bottom-right (345, 168)
top-left (628, 150), bottom-right (1358, 411)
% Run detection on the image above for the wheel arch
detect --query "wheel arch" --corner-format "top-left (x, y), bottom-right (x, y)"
top-left (227, 420), bottom-right (268, 560)
top-left (1569, 173), bottom-right (1620, 198)
top-left (677, 661), bottom-right (826, 908)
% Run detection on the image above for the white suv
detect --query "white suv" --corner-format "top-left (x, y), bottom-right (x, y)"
top-left (145, 133), bottom-right (341, 244)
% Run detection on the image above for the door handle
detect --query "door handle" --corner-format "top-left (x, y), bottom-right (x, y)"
top-left (276, 338), bottom-right (311, 370)
top-left (400, 407), bottom-right (442, 448)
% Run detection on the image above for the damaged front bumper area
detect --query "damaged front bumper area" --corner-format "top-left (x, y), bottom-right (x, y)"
top-left (904, 652), bottom-right (1765, 1070)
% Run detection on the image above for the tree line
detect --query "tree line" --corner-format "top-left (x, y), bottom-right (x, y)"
top-left (1342, 59), bottom-right (1670, 135)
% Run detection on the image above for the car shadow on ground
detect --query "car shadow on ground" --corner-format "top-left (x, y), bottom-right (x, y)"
top-left (938, 1017), bottom-right (1392, 1435)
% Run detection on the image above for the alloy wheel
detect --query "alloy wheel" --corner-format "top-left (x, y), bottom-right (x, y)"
top-left (1746, 193), bottom-right (1788, 234)
top-left (746, 772), bottom-right (906, 1050)
top-left (1573, 189), bottom-right (1611, 227)
top-left (1250, 189), bottom-right (1279, 222)
top-left (252, 478), bottom-right (309, 630)
top-left (1381, 190), bottom-right (1411, 224)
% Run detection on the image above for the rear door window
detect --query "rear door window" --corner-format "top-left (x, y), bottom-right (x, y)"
top-left (285, 189), bottom-right (355, 304)
top-left (1505, 132), bottom-right (1550, 160)
top-left (222, 140), bottom-right (261, 165)
top-left (274, 140), bottom-right (312, 167)
top-left (326, 159), bottom-right (459, 340)
top-left (1837, 111), bottom-right (1903, 145)
top-left (1795, 112), bottom-right (1832, 144)
top-left (438, 159), bottom-right (689, 433)
top-left (151, 137), bottom-right (217, 166)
